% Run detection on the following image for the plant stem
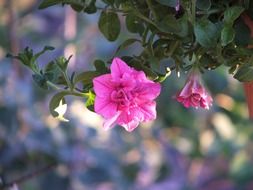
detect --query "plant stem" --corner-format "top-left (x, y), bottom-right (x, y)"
top-left (146, 0), bottom-right (158, 21)
top-left (1, 162), bottom-right (57, 189)
top-left (63, 72), bottom-right (73, 91)
top-left (191, 0), bottom-right (196, 25)
top-left (134, 11), bottom-right (158, 30)
top-left (46, 81), bottom-right (61, 90)
top-left (167, 41), bottom-right (180, 57)
top-left (96, 7), bottom-right (125, 13)
top-left (142, 27), bottom-right (149, 46)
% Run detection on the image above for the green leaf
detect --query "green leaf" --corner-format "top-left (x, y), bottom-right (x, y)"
top-left (32, 74), bottom-right (48, 89)
top-left (74, 71), bottom-right (100, 86)
top-left (33, 46), bottom-right (55, 60)
top-left (196, 0), bottom-right (211, 10)
top-left (155, 0), bottom-right (177, 7)
top-left (85, 91), bottom-right (96, 111)
top-left (116, 38), bottom-right (141, 53)
top-left (155, 68), bottom-right (171, 82)
top-left (229, 65), bottom-right (238, 74)
top-left (39, 0), bottom-right (62, 9)
top-left (157, 15), bottom-right (181, 34)
top-left (6, 46), bottom-right (54, 72)
top-left (125, 14), bottom-right (144, 34)
top-left (194, 19), bottom-right (220, 48)
top-left (98, 11), bottom-right (121, 41)
top-left (221, 25), bottom-right (235, 46)
top-left (177, 15), bottom-right (189, 37)
top-left (224, 6), bottom-right (244, 24)
top-left (44, 61), bottom-right (67, 85)
top-left (7, 47), bottom-right (34, 68)
top-left (49, 91), bottom-right (71, 117)
top-left (234, 18), bottom-right (251, 46)
top-left (70, 4), bottom-right (83, 11)
top-left (84, 0), bottom-right (97, 14)
top-left (101, 0), bottom-right (114, 5)
top-left (234, 63), bottom-right (253, 82)
top-left (93, 59), bottom-right (109, 74)
top-left (128, 59), bottom-right (158, 80)
top-left (39, 0), bottom-right (94, 12)
top-left (55, 55), bottom-right (72, 72)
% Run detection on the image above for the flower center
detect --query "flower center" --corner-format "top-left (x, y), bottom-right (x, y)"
top-left (111, 89), bottom-right (134, 109)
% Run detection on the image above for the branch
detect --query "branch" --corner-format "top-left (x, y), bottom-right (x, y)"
top-left (0, 162), bottom-right (57, 190)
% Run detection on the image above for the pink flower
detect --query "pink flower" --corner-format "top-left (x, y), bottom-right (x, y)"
top-left (176, 72), bottom-right (213, 109)
top-left (93, 58), bottom-right (161, 132)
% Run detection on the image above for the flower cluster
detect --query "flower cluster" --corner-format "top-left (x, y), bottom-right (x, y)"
top-left (93, 58), bottom-right (212, 132)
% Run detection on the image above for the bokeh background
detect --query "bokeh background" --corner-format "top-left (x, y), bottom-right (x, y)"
top-left (0, 0), bottom-right (253, 190)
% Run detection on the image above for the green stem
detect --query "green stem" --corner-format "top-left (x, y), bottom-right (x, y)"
top-left (96, 7), bottom-right (125, 13)
top-left (142, 26), bottom-right (149, 46)
top-left (63, 72), bottom-right (73, 91)
top-left (46, 81), bottom-right (61, 90)
top-left (71, 91), bottom-right (89, 98)
top-left (147, 32), bottom-right (156, 56)
top-left (146, 0), bottom-right (158, 21)
top-left (168, 41), bottom-right (180, 57)
top-left (191, 0), bottom-right (196, 26)
top-left (134, 11), bottom-right (158, 29)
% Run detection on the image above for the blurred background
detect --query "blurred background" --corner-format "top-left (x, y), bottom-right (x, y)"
top-left (0, 0), bottom-right (253, 190)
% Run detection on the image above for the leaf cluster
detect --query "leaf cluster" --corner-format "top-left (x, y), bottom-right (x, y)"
top-left (7, 0), bottom-right (253, 119)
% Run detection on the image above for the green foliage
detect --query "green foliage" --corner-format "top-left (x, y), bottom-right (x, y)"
top-left (49, 91), bottom-right (70, 117)
top-left (93, 59), bottom-right (109, 74)
top-left (98, 11), bottom-right (121, 41)
top-left (155, 0), bottom-right (177, 7)
top-left (116, 38), bottom-right (141, 53)
top-left (221, 6), bottom-right (244, 46)
top-left (196, 0), bottom-right (211, 10)
top-left (221, 25), bottom-right (235, 46)
top-left (234, 19), bottom-right (251, 46)
top-left (223, 6), bottom-right (244, 25)
top-left (39, 0), bottom-right (96, 13)
top-left (6, 46), bottom-right (54, 72)
top-left (157, 15), bottom-right (181, 34)
top-left (8, 0), bottom-right (253, 119)
top-left (194, 19), bottom-right (220, 48)
top-left (74, 71), bottom-right (100, 87)
top-left (85, 91), bottom-right (96, 111)
top-left (39, 0), bottom-right (64, 9)
top-left (234, 63), bottom-right (253, 82)
top-left (125, 14), bottom-right (144, 34)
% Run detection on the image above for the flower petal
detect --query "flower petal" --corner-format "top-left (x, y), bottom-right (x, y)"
top-left (94, 96), bottom-right (117, 118)
top-left (93, 74), bottom-right (114, 97)
top-left (139, 101), bottom-right (157, 121)
top-left (122, 119), bottom-right (140, 132)
top-left (111, 57), bottom-right (132, 79)
top-left (117, 107), bottom-right (144, 131)
top-left (136, 82), bottom-right (161, 101)
top-left (103, 111), bottom-right (121, 130)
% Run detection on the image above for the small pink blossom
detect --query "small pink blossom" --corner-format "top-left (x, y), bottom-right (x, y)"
top-left (176, 72), bottom-right (212, 109)
top-left (93, 58), bottom-right (161, 132)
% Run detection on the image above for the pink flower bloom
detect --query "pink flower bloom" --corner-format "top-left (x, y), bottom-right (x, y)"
top-left (176, 72), bottom-right (213, 109)
top-left (93, 58), bottom-right (161, 132)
